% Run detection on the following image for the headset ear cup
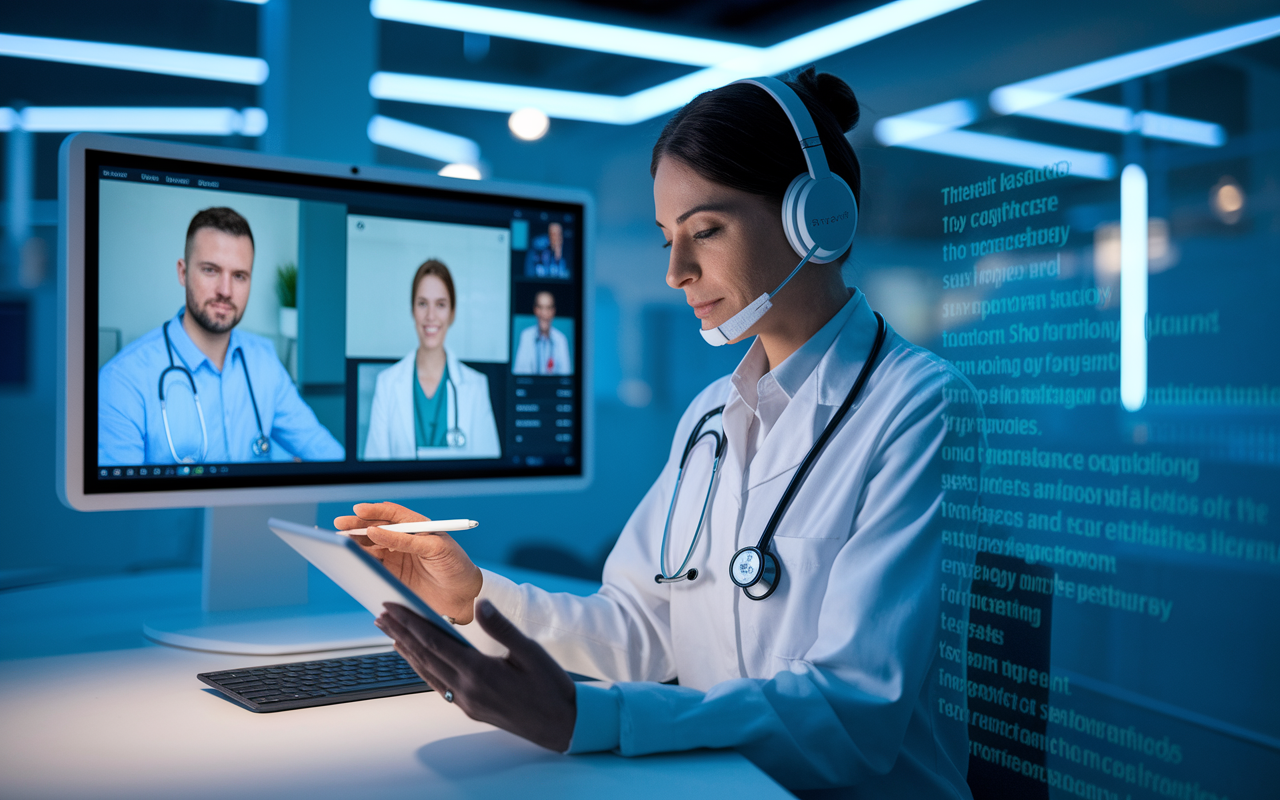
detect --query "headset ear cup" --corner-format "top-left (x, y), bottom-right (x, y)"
top-left (783, 173), bottom-right (858, 264)
top-left (781, 173), bottom-right (811, 259)
top-left (742, 551), bottom-right (780, 601)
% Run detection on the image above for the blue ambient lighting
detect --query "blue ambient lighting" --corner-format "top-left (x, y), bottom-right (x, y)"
top-left (366, 115), bottom-right (481, 164)
top-left (892, 129), bottom-right (1115, 180)
top-left (2, 107), bottom-right (268, 135)
top-left (370, 74), bottom-right (632, 122)
top-left (0, 33), bottom-right (269, 85)
top-left (369, 0), bottom-right (983, 123)
top-left (1120, 164), bottom-right (1148, 412)
top-left (1137, 112), bottom-right (1225, 147)
top-left (877, 16), bottom-right (1265, 167)
top-left (1011, 98), bottom-right (1225, 147)
top-left (989, 14), bottom-right (1280, 116)
top-left (370, 0), bottom-right (760, 67)
top-left (873, 100), bottom-right (978, 146)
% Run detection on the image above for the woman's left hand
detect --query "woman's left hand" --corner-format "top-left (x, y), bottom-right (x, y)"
top-left (377, 599), bottom-right (577, 752)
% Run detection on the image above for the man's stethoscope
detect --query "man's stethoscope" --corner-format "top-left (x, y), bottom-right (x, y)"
top-left (159, 319), bottom-right (270, 463)
top-left (535, 333), bottom-right (556, 375)
top-left (655, 312), bottom-right (887, 601)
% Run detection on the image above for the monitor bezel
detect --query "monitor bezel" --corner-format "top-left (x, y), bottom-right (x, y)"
top-left (59, 132), bottom-right (594, 511)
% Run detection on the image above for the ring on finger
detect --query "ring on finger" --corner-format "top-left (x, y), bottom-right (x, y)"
top-left (443, 690), bottom-right (454, 703)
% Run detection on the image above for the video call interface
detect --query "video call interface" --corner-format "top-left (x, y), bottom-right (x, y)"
top-left (85, 150), bottom-right (584, 492)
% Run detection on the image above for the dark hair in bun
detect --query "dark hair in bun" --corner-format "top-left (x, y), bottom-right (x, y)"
top-left (650, 67), bottom-right (861, 208)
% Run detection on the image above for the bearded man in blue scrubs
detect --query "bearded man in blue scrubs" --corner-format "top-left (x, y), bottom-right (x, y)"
top-left (98, 206), bottom-right (343, 466)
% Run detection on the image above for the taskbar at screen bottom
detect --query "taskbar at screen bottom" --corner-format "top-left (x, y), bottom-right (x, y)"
top-left (88, 453), bottom-right (579, 493)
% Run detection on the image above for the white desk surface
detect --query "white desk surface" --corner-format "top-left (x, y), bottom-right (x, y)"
top-left (0, 568), bottom-right (792, 800)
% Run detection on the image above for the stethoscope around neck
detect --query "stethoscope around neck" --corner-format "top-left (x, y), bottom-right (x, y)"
top-left (443, 373), bottom-right (466, 448)
top-left (159, 318), bottom-right (269, 464)
top-left (655, 311), bottom-right (887, 601)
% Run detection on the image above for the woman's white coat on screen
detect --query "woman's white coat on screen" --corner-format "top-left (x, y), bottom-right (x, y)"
top-left (363, 348), bottom-right (501, 460)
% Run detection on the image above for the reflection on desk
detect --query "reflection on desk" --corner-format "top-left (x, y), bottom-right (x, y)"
top-left (0, 569), bottom-right (790, 799)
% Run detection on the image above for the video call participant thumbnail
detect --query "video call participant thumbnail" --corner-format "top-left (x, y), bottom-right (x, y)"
top-left (364, 259), bottom-right (501, 460)
top-left (512, 290), bottom-right (572, 376)
top-left (98, 207), bottom-right (344, 465)
top-left (523, 221), bottom-right (570, 279)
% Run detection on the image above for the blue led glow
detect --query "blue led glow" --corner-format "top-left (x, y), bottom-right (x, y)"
top-left (1120, 164), bottom-right (1148, 412)
top-left (366, 115), bottom-right (481, 164)
top-left (873, 100), bottom-right (978, 146)
top-left (990, 14), bottom-right (1280, 115)
top-left (0, 33), bottom-right (269, 85)
top-left (5, 107), bottom-right (268, 135)
top-left (891, 129), bottom-right (1115, 180)
top-left (1008, 98), bottom-right (1225, 148)
top-left (369, 0), bottom-right (983, 123)
top-left (371, 0), bottom-right (760, 67)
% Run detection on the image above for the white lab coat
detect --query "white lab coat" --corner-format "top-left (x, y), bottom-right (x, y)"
top-left (472, 291), bottom-right (983, 797)
top-left (512, 324), bottom-right (572, 375)
top-left (363, 349), bottom-right (501, 460)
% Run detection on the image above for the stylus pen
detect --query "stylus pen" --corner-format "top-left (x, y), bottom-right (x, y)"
top-left (339, 519), bottom-right (479, 537)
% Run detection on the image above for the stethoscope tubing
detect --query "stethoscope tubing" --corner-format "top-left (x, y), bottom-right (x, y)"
top-left (754, 311), bottom-right (887, 557)
top-left (445, 373), bottom-right (465, 448)
top-left (656, 407), bottom-right (728, 583)
top-left (160, 318), bottom-right (268, 463)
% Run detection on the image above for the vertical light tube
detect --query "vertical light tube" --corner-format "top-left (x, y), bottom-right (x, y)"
top-left (5, 122), bottom-right (33, 287)
top-left (1120, 164), bottom-right (1148, 411)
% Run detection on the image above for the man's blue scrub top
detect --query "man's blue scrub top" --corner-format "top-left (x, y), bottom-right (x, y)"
top-left (98, 309), bottom-right (345, 466)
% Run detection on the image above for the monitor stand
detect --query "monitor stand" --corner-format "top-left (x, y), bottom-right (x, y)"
top-left (143, 503), bottom-right (388, 655)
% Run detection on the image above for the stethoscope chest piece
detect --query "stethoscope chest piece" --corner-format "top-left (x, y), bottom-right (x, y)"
top-left (252, 434), bottom-right (271, 457)
top-left (730, 546), bottom-right (781, 600)
top-left (445, 427), bottom-right (466, 448)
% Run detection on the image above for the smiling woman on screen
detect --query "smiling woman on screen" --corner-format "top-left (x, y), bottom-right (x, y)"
top-left (363, 259), bottom-right (500, 461)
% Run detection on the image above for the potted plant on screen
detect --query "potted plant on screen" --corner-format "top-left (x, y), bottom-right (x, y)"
top-left (276, 261), bottom-right (298, 340)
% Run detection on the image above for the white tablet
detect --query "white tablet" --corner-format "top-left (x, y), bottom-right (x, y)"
top-left (268, 518), bottom-right (473, 648)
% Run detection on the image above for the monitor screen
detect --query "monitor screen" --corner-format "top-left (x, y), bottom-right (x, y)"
top-left (60, 134), bottom-right (591, 510)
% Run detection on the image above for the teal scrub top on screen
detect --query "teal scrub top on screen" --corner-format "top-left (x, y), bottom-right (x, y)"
top-left (413, 364), bottom-right (449, 448)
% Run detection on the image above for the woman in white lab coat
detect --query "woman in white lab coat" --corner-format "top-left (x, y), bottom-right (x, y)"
top-left (343, 69), bottom-right (982, 799)
top-left (363, 259), bottom-right (501, 461)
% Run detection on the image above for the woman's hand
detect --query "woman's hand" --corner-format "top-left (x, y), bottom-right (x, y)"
top-left (377, 599), bottom-right (577, 753)
top-left (334, 501), bottom-right (483, 624)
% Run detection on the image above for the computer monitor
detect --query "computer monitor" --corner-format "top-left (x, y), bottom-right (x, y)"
top-left (59, 133), bottom-right (592, 511)
top-left (57, 133), bottom-right (592, 653)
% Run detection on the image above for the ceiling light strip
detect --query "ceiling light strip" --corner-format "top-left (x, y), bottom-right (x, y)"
top-left (1120, 164), bottom-right (1148, 411)
top-left (0, 33), bottom-right (269, 85)
top-left (990, 14), bottom-right (1280, 115)
top-left (367, 114), bottom-right (481, 163)
top-left (1013, 98), bottom-right (1225, 147)
top-left (872, 99), bottom-right (978, 146)
top-left (369, 0), bottom-right (981, 123)
top-left (2, 106), bottom-right (268, 135)
top-left (748, 0), bottom-right (982, 74)
top-left (371, 73), bottom-right (632, 122)
top-left (370, 0), bottom-right (759, 67)
top-left (894, 129), bottom-right (1116, 180)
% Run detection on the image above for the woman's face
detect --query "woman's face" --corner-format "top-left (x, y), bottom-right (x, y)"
top-left (653, 157), bottom-right (796, 340)
top-left (413, 274), bottom-right (454, 351)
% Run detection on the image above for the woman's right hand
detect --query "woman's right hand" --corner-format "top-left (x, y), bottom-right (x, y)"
top-left (334, 502), bottom-right (484, 624)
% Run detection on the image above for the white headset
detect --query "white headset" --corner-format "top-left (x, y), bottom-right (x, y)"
top-left (699, 76), bottom-right (859, 347)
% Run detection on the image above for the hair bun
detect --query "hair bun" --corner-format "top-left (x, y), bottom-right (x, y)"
top-left (793, 67), bottom-right (860, 135)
